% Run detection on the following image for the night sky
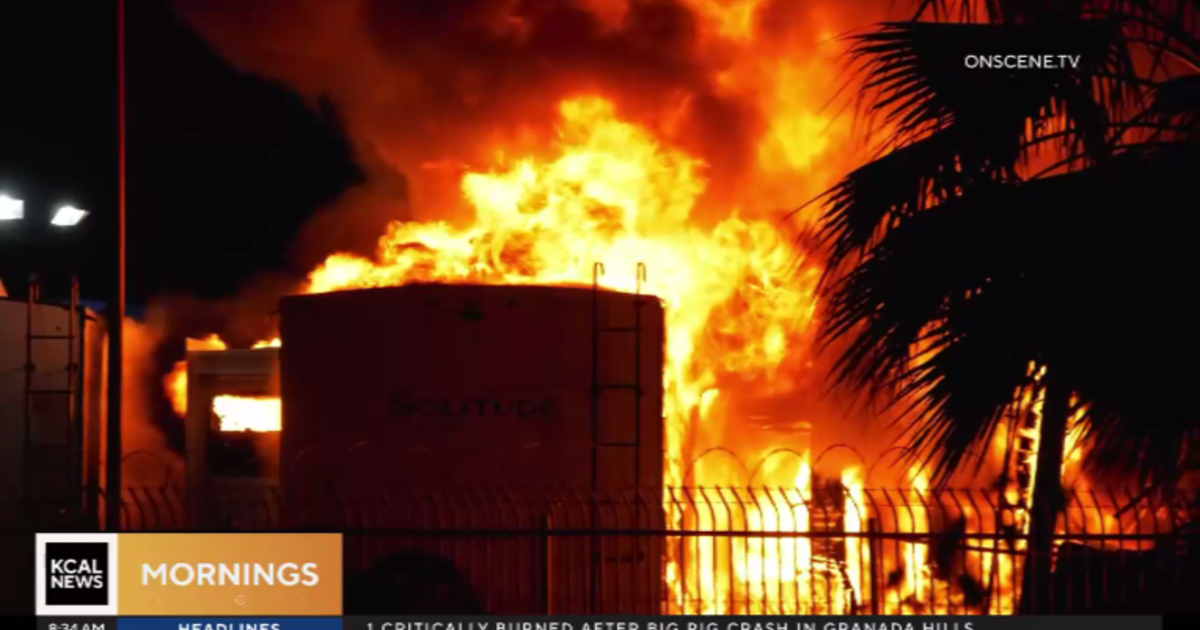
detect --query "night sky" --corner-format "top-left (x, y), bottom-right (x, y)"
top-left (0, 0), bottom-right (360, 306)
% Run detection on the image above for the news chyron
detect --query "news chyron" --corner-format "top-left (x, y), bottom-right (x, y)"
top-left (35, 533), bottom-right (342, 618)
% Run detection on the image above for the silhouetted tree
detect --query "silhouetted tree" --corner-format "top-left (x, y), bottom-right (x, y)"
top-left (814, 0), bottom-right (1200, 612)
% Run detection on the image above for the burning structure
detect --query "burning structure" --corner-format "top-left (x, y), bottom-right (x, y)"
top-left (152, 80), bottom-right (1194, 618)
top-left (141, 0), bottom-right (1198, 616)
top-left (183, 346), bottom-right (280, 486)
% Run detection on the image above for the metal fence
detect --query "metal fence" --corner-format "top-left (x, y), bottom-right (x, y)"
top-left (11, 485), bottom-right (1200, 615)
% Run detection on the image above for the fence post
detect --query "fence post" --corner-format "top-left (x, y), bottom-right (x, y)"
top-left (868, 517), bottom-right (881, 615)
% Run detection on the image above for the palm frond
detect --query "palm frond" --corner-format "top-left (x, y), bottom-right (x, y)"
top-left (1150, 74), bottom-right (1200, 131)
top-left (819, 159), bottom-right (1193, 486)
top-left (818, 0), bottom-right (1200, 491)
top-left (813, 126), bottom-right (1017, 273)
top-left (850, 20), bottom-right (1132, 151)
top-left (913, 0), bottom-right (1041, 24)
top-left (820, 18), bottom-right (1139, 272)
top-left (821, 170), bottom-right (1066, 371)
top-left (893, 286), bottom-right (1040, 486)
top-left (1043, 139), bottom-right (1200, 484)
top-left (1101, 0), bottom-right (1200, 71)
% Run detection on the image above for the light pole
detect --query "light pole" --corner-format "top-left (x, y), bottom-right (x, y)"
top-left (108, 0), bottom-right (127, 533)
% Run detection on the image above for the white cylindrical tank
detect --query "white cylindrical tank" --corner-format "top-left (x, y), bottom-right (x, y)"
top-left (0, 296), bottom-right (106, 526)
top-left (279, 283), bottom-right (667, 614)
top-left (279, 283), bottom-right (666, 494)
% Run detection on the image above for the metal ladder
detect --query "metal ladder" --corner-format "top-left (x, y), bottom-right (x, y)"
top-left (587, 262), bottom-right (648, 613)
top-left (589, 261), bottom-right (648, 489)
top-left (23, 275), bottom-right (83, 523)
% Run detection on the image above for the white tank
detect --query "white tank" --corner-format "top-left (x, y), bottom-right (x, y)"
top-left (279, 283), bottom-right (666, 493)
top-left (279, 283), bottom-right (667, 613)
top-left (0, 296), bottom-right (106, 527)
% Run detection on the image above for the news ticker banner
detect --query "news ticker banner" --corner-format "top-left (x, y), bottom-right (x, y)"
top-left (29, 617), bottom-right (1165, 630)
top-left (32, 533), bottom-right (1165, 630)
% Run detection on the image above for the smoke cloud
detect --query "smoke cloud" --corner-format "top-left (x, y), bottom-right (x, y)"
top-left (120, 313), bottom-right (185, 486)
top-left (174, 0), bottom-right (886, 230)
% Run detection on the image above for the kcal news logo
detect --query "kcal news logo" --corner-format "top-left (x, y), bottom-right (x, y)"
top-left (36, 533), bottom-right (342, 617)
top-left (36, 533), bottom-right (120, 616)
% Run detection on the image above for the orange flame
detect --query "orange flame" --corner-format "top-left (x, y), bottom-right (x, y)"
top-left (292, 96), bottom-right (831, 612)
top-left (304, 96), bottom-right (822, 492)
top-left (162, 335), bottom-right (228, 417)
top-left (152, 0), bottom-right (1184, 612)
top-left (842, 467), bottom-right (868, 607)
top-left (213, 395), bottom-right (282, 432)
top-left (168, 94), bottom-right (1132, 612)
top-left (162, 63), bottom-right (1157, 618)
top-left (163, 335), bottom-right (279, 433)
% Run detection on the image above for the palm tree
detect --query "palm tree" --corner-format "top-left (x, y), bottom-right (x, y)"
top-left (812, 0), bottom-right (1200, 612)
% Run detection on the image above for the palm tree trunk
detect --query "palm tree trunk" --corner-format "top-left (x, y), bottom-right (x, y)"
top-left (1018, 377), bottom-right (1070, 613)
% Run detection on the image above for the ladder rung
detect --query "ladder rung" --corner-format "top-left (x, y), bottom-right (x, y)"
top-left (596, 442), bottom-right (639, 447)
top-left (30, 334), bottom-right (73, 340)
top-left (597, 384), bottom-right (639, 391)
top-left (597, 327), bottom-right (639, 333)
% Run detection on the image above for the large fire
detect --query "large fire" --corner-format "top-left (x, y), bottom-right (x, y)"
top-left (159, 91), bottom-right (1150, 614)
top-left (163, 93), bottom-right (1050, 613)
top-left (157, 0), bottom-right (1177, 614)
top-left (307, 96), bottom-right (819, 492)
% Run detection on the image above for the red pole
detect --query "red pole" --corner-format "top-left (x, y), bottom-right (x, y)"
top-left (105, 0), bottom-right (126, 532)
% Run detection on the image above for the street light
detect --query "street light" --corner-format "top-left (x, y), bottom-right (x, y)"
top-left (0, 194), bottom-right (23, 220)
top-left (0, 197), bottom-right (88, 226)
top-left (51, 205), bottom-right (88, 227)
top-left (0, 199), bottom-right (89, 226)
